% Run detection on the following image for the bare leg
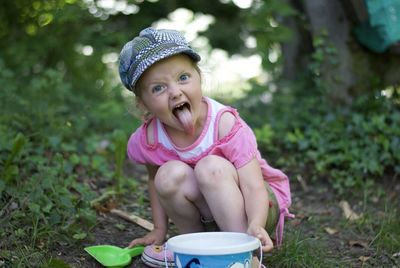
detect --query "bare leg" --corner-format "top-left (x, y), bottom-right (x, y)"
top-left (194, 155), bottom-right (248, 232)
top-left (154, 160), bottom-right (213, 233)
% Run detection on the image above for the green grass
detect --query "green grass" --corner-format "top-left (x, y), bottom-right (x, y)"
top-left (266, 230), bottom-right (338, 268)
top-left (265, 185), bottom-right (400, 268)
top-left (368, 204), bottom-right (400, 254)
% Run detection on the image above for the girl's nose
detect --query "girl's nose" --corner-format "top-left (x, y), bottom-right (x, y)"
top-left (169, 84), bottom-right (182, 99)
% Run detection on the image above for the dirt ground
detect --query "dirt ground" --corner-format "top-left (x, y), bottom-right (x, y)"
top-left (51, 164), bottom-right (400, 268)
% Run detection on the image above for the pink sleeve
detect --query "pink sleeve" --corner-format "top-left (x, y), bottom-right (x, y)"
top-left (218, 119), bottom-right (259, 169)
top-left (127, 125), bottom-right (149, 165)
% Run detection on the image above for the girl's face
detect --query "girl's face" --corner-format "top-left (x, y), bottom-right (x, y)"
top-left (136, 54), bottom-right (204, 135)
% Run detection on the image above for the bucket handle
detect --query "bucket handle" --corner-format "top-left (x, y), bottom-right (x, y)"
top-left (257, 239), bottom-right (263, 268)
top-left (164, 243), bottom-right (169, 268)
top-left (165, 239), bottom-right (264, 268)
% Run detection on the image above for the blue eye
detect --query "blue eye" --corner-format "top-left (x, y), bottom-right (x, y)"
top-left (179, 74), bottom-right (189, 81)
top-left (151, 85), bottom-right (165, 94)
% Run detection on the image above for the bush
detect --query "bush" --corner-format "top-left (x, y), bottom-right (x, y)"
top-left (237, 82), bottom-right (400, 195)
top-left (0, 55), bottom-right (138, 265)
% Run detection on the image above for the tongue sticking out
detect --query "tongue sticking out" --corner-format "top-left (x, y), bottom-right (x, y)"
top-left (175, 106), bottom-right (194, 135)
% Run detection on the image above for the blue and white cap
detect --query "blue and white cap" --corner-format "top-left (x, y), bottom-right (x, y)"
top-left (119, 27), bottom-right (201, 93)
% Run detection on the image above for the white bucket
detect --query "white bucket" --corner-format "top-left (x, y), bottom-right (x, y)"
top-left (167, 232), bottom-right (261, 268)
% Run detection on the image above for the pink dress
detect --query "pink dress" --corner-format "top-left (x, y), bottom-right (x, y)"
top-left (127, 97), bottom-right (293, 245)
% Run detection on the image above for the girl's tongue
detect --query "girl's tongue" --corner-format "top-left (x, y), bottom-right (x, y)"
top-left (174, 105), bottom-right (194, 135)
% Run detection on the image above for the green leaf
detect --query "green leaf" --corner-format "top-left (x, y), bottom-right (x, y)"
top-left (114, 223), bottom-right (126, 231)
top-left (28, 203), bottom-right (41, 215)
top-left (2, 133), bottom-right (26, 183)
top-left (72, 232), bottom-right (87, 240)
top-left (14, 228), bottom-right (25, 237)
top-left (42, 201), bottom-right (54, 214)
top-left (2, 165), bottom-right (19, 184)
top-left (69, 154), bottom-right (80, 165)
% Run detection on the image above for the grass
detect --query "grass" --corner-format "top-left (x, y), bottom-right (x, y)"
top-left (369, 204), bottom-right (400, 254)
top-left (265, 230), bottom-right (338, 267)
top-left (279, 190), bottom-right (400, 268)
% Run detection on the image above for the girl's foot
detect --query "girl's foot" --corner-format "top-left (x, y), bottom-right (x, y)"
top-left (141, 244), bottom-right (175, 267)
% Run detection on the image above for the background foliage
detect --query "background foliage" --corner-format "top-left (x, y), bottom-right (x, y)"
top-left (0, 0), bottom-right (399, 266)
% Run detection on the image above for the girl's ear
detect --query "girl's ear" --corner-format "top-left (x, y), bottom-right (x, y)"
top-left (136, 97), bottom-right (153, 121)
top-left (135, 97), bottom-right (146, 111)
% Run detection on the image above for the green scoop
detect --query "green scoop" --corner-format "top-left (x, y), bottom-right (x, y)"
top-left (84, 245), bottom-right (144, 268)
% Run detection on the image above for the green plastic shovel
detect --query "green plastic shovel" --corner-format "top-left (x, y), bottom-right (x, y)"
top-left (84, 245), bottom-right (144, 268)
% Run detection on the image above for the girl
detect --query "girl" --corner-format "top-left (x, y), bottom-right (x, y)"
top-left (118, 27), bottom-right (293, 267)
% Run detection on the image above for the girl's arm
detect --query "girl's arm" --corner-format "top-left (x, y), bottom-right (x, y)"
top-left (238, 158), bottom-right (273, 252)
top-left (218, 111), bottom-right (273, 251)
top-left (237, 158), bottom-right (268, 227)
top-left (128, 164), bottom-right (168, 247)
top-left (147, 164), bottom-right (169, 238)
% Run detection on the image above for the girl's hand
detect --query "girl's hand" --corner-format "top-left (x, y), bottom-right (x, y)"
top-left (247, 224), bottom-right (274, 253)
top-left (128, 228), bottom-right (166, 248)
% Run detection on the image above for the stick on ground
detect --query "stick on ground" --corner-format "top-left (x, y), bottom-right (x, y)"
top-left (110, 208), bottom-right (154, 231)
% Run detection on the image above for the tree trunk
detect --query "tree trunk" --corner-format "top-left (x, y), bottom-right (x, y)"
top-left (282, 0), bottom-right (400, 104)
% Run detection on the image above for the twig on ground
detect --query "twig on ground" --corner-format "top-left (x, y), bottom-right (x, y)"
top-left (296, 174), bottom-right (308, 192)
top-left (110, 208), bottom-right (154, 231)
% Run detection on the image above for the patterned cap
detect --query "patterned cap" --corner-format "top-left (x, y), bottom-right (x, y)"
top-left (119, 27), bottom-right (201, 92)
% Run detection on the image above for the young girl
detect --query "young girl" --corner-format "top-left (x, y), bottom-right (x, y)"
top-left (118, 27), bottom-right (293, 267)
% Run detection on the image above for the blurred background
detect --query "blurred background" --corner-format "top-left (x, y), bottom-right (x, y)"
top-left (0, 0), bottom-right (399, 267)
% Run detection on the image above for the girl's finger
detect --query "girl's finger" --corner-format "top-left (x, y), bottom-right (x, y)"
top-left (262, 243), bottom-right (274, 252)
top-left (256, 233), bottom-right (267, 246)
top-left (128, 238), bottom-right (145, 248)
top-left (128, 240), bottom-right (138, 248)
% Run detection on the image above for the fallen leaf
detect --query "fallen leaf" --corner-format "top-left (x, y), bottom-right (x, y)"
top-left (325, 227), bottom-right (338, 235)
top-left (392, 251), bottom-right (400, 258)
top-left (349, 240), bottom-right (369, 248)
top-left (37, 240), bottom-right (45, 249)
top-left (359, 256), bottom-right (370, 262)
top-left (339, 200), bottom-right (361, 221)
top-left (324, 227), bottom-right (338, 235)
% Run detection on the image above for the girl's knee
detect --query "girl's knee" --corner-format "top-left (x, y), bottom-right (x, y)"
top-left (194, 156), bottom-right (236, 186)
top-left (154, 161), bottom-right (191, 196)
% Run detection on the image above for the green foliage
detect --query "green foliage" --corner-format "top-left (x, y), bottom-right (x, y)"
top-left (266, 230), bottom-right (338, 267)
top-left (308, 30), bottom-right (339, 93)
top-left (243, 84), bottom-right (400, 195)
top-left (245, 0), bottom-right (296, 72)
top-left (0, 1), bottom-right (140, 265)
top-left (112, 129), bottom-right (129, 193)
top-left (1, 133), bottom-right (27, 185)
top-left (254, 124), bottom-right (274, 147)
top-left (0, 69), bottom-right (134, 266)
